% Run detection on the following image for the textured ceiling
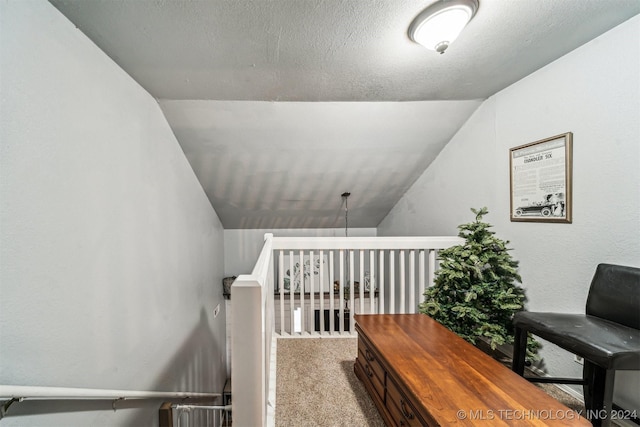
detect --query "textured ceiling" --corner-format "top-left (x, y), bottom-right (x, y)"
top-left (49, 0), bottom-right (640, 228)
top-left (160, 100), bottom-right (482, 228)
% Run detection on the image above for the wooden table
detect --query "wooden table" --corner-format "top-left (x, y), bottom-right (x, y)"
top-left (354, 314), bottom-right (591, 426)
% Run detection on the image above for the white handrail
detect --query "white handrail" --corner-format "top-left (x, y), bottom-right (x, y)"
top-left (271, 236), bottom-right (462, 250)
top-left (173, 404), bottom-right (231, 411)
top-left (0, 384), bottom-right (220, 400)
top-left (251, 233), bottom-right (275, 279)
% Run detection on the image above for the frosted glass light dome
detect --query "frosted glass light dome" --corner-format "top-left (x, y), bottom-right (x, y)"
top-left (409, 0), bottom-right (479, 54)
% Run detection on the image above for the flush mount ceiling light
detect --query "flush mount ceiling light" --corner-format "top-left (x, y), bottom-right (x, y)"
top-left (409, 0), bottom-right (479, 54)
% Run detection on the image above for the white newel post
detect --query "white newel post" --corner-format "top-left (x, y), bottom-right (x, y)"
top-left (231, 233), bottom-right (274, 426)
top-left (232, 276), bottom-right (265, 426)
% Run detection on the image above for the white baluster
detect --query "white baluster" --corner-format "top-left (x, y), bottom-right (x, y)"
top-left (399, 250), bottom-right (405, 314)
top-left (379, 251), bottom-right (385, 314)
top-left (329, 251), bottom-right (335, 333)
top-left (419, 250), bottom-right (426, 305)
top-left (299, 250), bottom-right (304, 334)
top-left (289, 251), bottom-right (294, 335)
top-left (349, 250), bottom-right (355, 333)
top-left (339, 249), bottom-right (344, 334)
top-left (310, 250), bottom-right (315, 335)
top-left (320, 250), bottom-right (325, 333)
top-left (428, 249), bottom-right (437, 287)
top-left (370, 250), bottom-right (376, 314)
top-left (409, 250), bottom-right (415, 313)
top-left (279, 251), bottom-right (284, 335)
top-left (390, 250), bottom-right (395, 314)
top-left (359, 250), bottom-right (365, 314)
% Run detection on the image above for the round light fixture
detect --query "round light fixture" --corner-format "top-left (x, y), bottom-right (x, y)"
top-left (409, 0), bottom-right (479, 54)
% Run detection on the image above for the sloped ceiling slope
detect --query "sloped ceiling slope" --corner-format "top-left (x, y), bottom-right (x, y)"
top-left (49, 0), bottom-right (640, 228)
top-left (160, 100), bottom-right (482, 228)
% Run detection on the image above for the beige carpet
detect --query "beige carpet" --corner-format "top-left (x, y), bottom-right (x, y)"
top-left (275, 337), bottom-right (598, 427)
top-left (276, 337), bottom-right (385, 427)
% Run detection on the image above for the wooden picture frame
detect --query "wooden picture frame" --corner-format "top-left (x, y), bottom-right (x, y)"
top-left (509, 132), bottom-right (573, 223)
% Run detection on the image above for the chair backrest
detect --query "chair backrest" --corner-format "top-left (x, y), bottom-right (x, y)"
top-left (586, 263), bottom-right (640, 329)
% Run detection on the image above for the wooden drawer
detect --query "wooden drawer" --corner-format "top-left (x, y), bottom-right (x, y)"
top-left (356, 355), bottom-right (385, 403)
top-left (386, 376), bottom-right (423, 427)
top-left (358, 337), bottom-right (385, 384)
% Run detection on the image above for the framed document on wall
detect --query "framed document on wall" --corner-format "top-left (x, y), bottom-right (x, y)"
top-left (509, 132), bottom-right (573, 223)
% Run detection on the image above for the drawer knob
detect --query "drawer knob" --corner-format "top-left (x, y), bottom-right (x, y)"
top-left (400, 399), bottom-right (415, 420)
top-left (364, 364), bottom-right (374, 378)
top-left (365, 349), bottom-right (375, 362)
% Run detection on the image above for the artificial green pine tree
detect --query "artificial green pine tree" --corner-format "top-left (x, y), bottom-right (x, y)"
top-left (419, 207), bottom-right (539, 359)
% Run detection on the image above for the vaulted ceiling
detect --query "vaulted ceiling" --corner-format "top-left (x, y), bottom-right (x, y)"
top-left (49, 0), bottom-right (640, 228)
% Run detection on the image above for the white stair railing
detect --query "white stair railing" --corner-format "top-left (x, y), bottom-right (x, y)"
top-left (230, 234), bottom-right (462, 426)
top-left (270, 236), bottom-right (462, 335)
top-left (0, 385), bottom-right (221, 421)
top-left (0, 385), bottom-right (220, 400)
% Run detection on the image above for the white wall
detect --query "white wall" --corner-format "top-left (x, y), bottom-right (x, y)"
top-left (0, 1), bottom-right (226, 425)
top-left (379, 15), bottom-right (640, 410)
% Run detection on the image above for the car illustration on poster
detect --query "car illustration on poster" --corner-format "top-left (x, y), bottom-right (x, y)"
top-left (514, 203), bottom-right (555, 217)
top-left (514, 193), bottom-right (565, 218)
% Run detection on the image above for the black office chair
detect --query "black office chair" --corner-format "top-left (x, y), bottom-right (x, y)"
top-left (511, 263), bottom-right (640, 427)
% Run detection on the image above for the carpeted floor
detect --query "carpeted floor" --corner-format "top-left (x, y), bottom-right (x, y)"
top-left (275, 337), bottom-right (595, 427)
top-left (276, 337), bottom-right (385, 427)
